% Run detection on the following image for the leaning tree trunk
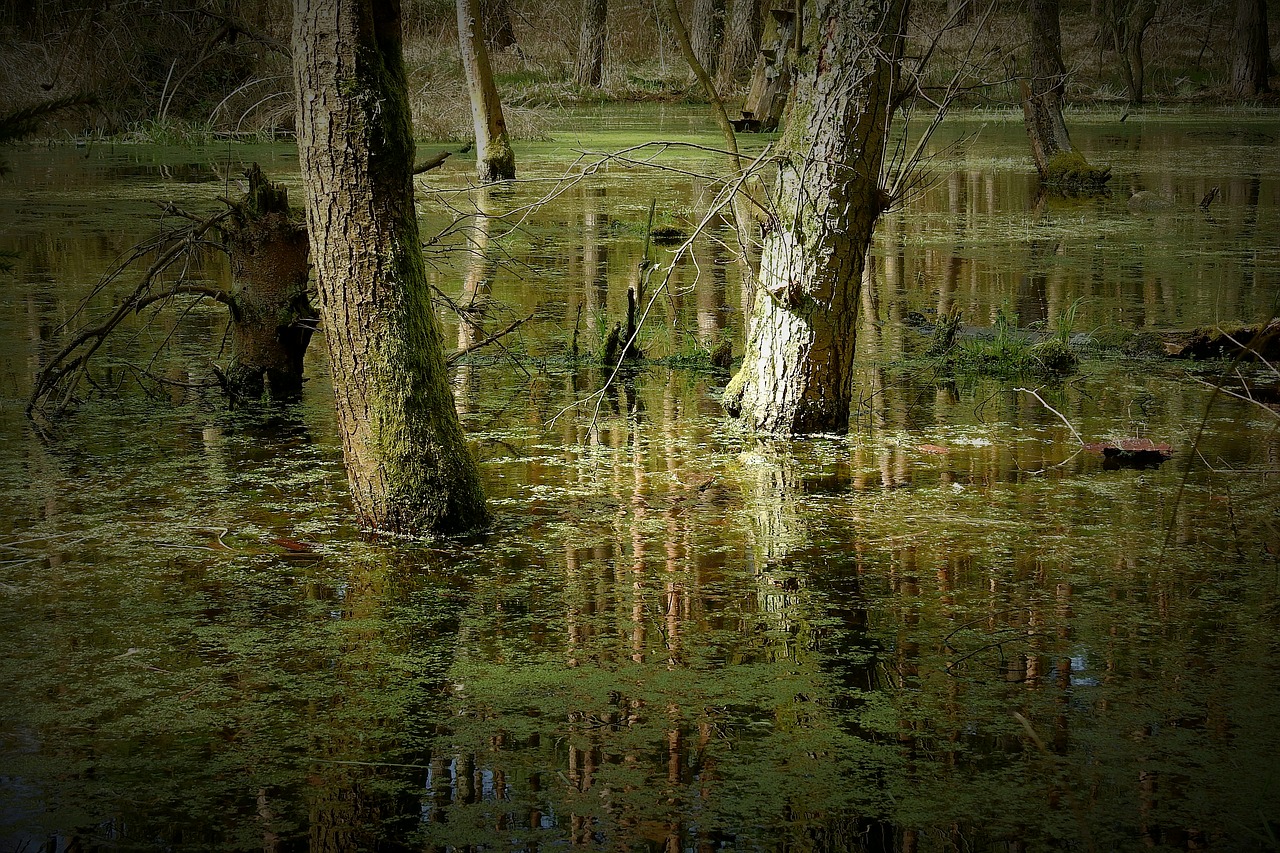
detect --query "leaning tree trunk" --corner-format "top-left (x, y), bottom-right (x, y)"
top-left (220, 164), bottom-right (315, 404)
top-left (576, 0), bottom-right (608, 87)
top-left (1231, 0), bottom-right (1270, 96)
top-left (723, 0), bottom-right (908, 435)
top-left (292, 0), bottom-right (488, 535)
top-left (458, 0), bottom-right (515, 180)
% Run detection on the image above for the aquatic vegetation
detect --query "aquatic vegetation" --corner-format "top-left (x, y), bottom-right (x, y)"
top-left (2, 108), bottom-right (1279, 850)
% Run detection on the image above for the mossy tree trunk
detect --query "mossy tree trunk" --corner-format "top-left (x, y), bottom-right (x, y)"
top-left (220, 164), bottom-right (315, 404)
top-left (1231, 0), bottom-right (1271, 96)
top-left (1022, 0), bottom-right (1109, 190)
top-left (292, 0), bottom-right (488, 535)
top-left (723, 0), bottom-right (907, 435)
top-left (737, 3), bottom-right (798, 131)
top-left (458, 0), bottom-right (515, 181)
top-left (576, 0), bottom-right (608, 87)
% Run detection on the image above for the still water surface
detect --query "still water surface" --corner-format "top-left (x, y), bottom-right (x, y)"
top-left (1, 106), bottom-right (1279, 851)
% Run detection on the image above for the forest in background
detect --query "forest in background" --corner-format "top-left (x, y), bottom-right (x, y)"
top-left (0, 0), bottom-right (1274, 145)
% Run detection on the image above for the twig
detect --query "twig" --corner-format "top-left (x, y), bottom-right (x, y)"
top-left (1015, 387), bottom-right (1086, 446)
top-left (447, 314), bottom-right (532, 365)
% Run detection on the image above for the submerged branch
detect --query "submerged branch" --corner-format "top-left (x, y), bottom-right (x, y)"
top-left (27, 210), bottom-right (233, 418)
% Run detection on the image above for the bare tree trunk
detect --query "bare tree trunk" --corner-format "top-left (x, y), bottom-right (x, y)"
top-left (1231, 0), bottom-right (1271, 96)
top-left (1096, 0), bottom-right (1157, 105)
top-left (458, 0), bottom-right (516, 180)
top-left (292, 0), bottom-right (488, 535)
top-left (947, 0), bottom-right (972, 25)
top-left (715, 0), bottom-right (762, 91)
top-left (576, 0), bottom-right (608, 87)
top-left (723, 0), bottom-right (908, 435)
top-left (480, 0), bottom-right (519, 51)
top-left (690, 0), bottom-right (726, 80)
top-left (220, 164), bottom-right (315, 403)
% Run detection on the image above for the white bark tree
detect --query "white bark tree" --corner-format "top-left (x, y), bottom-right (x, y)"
top-left (723, 0), bottom-right (908, 434)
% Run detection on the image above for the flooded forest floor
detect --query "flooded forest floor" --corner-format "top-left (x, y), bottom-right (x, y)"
top-left (1, 106), bottom-right (1279, 851)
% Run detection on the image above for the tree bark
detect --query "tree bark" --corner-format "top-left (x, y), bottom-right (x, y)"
top-left (1023, 0), bottom-right (1074, 173)
top-left (220, 164), bottom-right (315, 404)
top-left (576, 0), bottom-right (608, 87)
top-left (480, 0), bottom-right (518, 51)
top-left (1231, 0), bottom-right (1271, 96)
top-left (458, 0), bottom-right (516, 181)
top-left (737, 3), bottom-right (798, 131)
top-left (723, 0), bottom-right (908, 435)
top-left (690, 0), bottom-right (727, 80)
top-left (1022, 0), bottom-right (1109, 190)
top-left (715, 0), bottom-right (763, 91)
top-left (292, 0), bottom-right (488, 535)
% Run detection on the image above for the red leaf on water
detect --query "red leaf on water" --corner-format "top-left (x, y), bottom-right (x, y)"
top-left (271, 536), bottom-right (315, 553)
top-left (916, 444), bottom-right (951, 455)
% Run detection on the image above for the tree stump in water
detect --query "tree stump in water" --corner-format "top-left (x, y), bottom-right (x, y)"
top-left (733, 4), bottom-right (795, 132)
top-left (219, 164), bottom-right (316, 403)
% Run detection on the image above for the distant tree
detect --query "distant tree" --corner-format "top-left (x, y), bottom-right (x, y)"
top-left (1095, 0), bottom-right (1159, 105)
top-left (293, 0), bottom-right (488, 535)
top-left (458, 0), bottom-right (516, 180)
top-left (690, 0), bottom-right (726, 79)
top-left (576, 0), bottom-right (608, 87)
top-left (714, 0), bottom-right (762, 92)
top-left (480, 0), bottom-right (519, 52)
top-left (1231, 0), bottom-right (1271, 96)
top-left (723, 0), bottom-right (908, 434)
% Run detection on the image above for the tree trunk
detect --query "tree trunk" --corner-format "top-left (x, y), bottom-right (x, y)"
top-left (690, 0), bottom-right (726, 80)
top-left (458, 0), bottom-right (516, 181)
top-left (736, 3), bottom-right (797, 131)
top-left (715, 0), bottom-right (763, 91)
top-left (576, 0), bottom-right (608, 87)
top-left (1023, 0), bottom-right (1073, 174)
top-left (947, 0), bottom-right (972, 25)
top-left (1231, 0), bottom-right (1271, 96)
top-left (220, 163), bottom-right (315, 404)
top-left (1097, 0), bottom-right (1157, 105)
top-left (480, 0), bottom-right (519, 51)
top-left (1022, 0), bottom-right (1110, 190)
top-left (723, 0), bottom-right (908, 435)
top-left (292, 0), bottom-right (488, 535)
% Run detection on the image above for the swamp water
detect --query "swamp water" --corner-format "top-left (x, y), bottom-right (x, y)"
top-left (1, 107), bottom-right (1279, 851)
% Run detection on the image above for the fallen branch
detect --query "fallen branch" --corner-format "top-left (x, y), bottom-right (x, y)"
top-left (27, 210), bottom-right (233, 417)
top-left (1014, 387), bottom-right (1085, 446)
